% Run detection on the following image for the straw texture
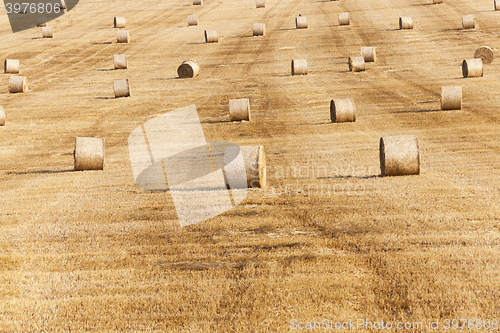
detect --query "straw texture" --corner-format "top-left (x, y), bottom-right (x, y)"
top-left (42, 27), bottom-right (53, 38)
top-left (8, 76), bottom-right (27, 93)
top-left (256, 0), bottom-right (266, 8)
top-left (114, 17), bottom-right (126, 28)
top-left (114, 79), bottom-right (130, 98)
top-left (296, 16), bottom-right (308, 29)
top-left (74, 137), bottom-right (104, 171)
top-left (339, 12), bottom-right (350, 25)
top-left (117, 30), bottom-right (130, 43)
top-left (441, 86), bottom-right (462, 110)
top-left (187, 15), bottom-right (198, 26)
top-left (229, 98), bottom-right (251, 121)
top-left (177, 60), bottom-right (200, 78)
top-left (474, 46), bottom-right (494, 64)
top-left (462, 15), bottom-right (474, 29)
top-left (4, 59), bottom-right (19, 74)
top-left (399, 17), bottom-right (413, 29)
top-left (330, 99), bottom-right (356, 123)
top-left (204, 30), bottom-right (218, 43)
top-left (0, 106), bottom-right (5, 126)
top-left (462, 59), bottom-right (483, 78)
top-left (114, 54), bottom-right (128, 70)
top-left (361, 47), bottom-right (376, 62)
top-left (253, 23), bottom-right (265, 36)
top-left (380, 135), bottom-right (420, 177)
top-left (240, 146), bottom-right (266, 189)
top-left (291, 59), bottom-right (307, 75)
top-left (349, 56), bottom-right (365, 72)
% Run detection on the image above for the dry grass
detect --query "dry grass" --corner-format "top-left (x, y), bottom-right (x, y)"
top-left (0, 0), bottom-right (500, 331)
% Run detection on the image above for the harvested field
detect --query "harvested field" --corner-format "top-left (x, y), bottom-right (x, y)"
top-left (0, 0), bottom-right (500, 331)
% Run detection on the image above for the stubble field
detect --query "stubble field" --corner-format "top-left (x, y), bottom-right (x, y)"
top-left (0, 0), bottom-right (500, 331)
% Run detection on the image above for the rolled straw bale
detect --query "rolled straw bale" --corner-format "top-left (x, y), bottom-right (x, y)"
top-left (204, 29), bottom-right (218, 43)
top-left (4, 59), bottom-right (19, 74)
top-left (177, 60), bottom-right (200, 78)
top-left (379, 135), bottom-right (420, 177)
top-left (236, 146), bottom-right (266, 189)
top-left (36, 17), bottom-right (47, 27)
top-left (291, 59), bottom-right (307, 75)
top-left (0, 106), bottom-right (5, 126)
top-left (361, 47), bottom-right (376, 62)
top-left (462, 14), bottom-right (474, 29)
top-left (187, 15), bottom-right (198, 26)
top-left (60, 0), bottom-right (66, 9)
top-left (339, 12), bottom-right (350, 25)
top-left (433, 0), bottom-right (443, 3)
top-left (193, 0), bottom-right (202, 5)
top-left (253, 23), bottom-right (265, 36)
top-left (114, 79), bottom-right (130, 98)
top-left (330, 99), bottom-right (356, 123)
top-left (74, 137), bottom-right (104, 171)
top-left (256, 0), bottom-right (266, 8)
top-left (8, 76), bottom-right (27, 93)
top-left (462, 58), bottom-right (483, 78)
top-left (117, 30), bottom-right (130, 43)
top-left (441, 86), bottom-right (462, 110)
top-left (474, 46), bottom-right (494, 64)
top-left (496, 0), bottom-right (500, 10)
top-left (349, 56), bottom-right (365, 72)
top-left (296, 16), bottom-right (308, 29)
top-left (114, 17), bottom-right (126, 28)
top-left (114, 54), bottom-right (128, 69)
top-left (42, 27), bottom-right (53, 38)
top-left (255, 0), bottom-right (266, 8)
top-left (399, 17), bottom-right (413, 29)
top-left (229, 98), bottom-right (250, 121)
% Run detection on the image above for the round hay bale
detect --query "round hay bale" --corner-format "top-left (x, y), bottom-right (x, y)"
top-left (379, 135), bottom-right (420, 177)
top-left (193, 0), bottom-right (203, 5)
top-left (187, 15), bottom-right (198, 26)
top-left (433, 0), bottom-right (443, 3)
top-left (74, 137), bottom-right (104, 171)
top-left (114, 54), bottom-right (128, 69)
top-left (60, 0), bottom-right (66, 9)
top-left (177, 60), bottom-right (200, 78)
top-left (496, 0), bottom-right (500, 10)
top-left (253, 23), bottom-right (265, 36)
top-left (339, 12), bottom-right (350, 26)
top-left (36, 17), bottom-right (47, 27)
top-left (256, 0), bottom-right (266, 8)
top-left (462, 14), bottom-right (474, 29)
top-left (296, 16), bottom-right (308, 29)
top-left (114, 17), bottom-right (126, 28)
top-left (291, 59), bottom-right (307, 75)
top-left (441, 86), bottom-right (462, 110)
top-left (117, 30), bottom-right (130, 43)
top-left (462, 58), bottom-right (483, 78)
top-left (399, 17), bottom-right (413, 29)
top-left (204, 29), bottom-right (218, 43)
top-left (237, 146), bottom-right (266, 189)
top-left (42, 27), bottom-right (53, 38)
top-left (349, 56), bottom-right (365, 72)
top-left (474, 46), bottom-right (494, 64)
top-left (330, 99), bottom-right (356, 123)
top-left (114, 79), bottom-right (130, 98)
top-left (8, 76), bottom-right (27, 93)
top-left (0, 106), bottom-right (5, 126)
top-left (361, 47), bottom-right (376, 62)
top-left (229, 98), bottom-right (251, 121)
top-left (4, 59), bottom-right (19, 74)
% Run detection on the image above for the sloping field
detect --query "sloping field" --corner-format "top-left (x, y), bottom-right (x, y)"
top-left (1, 0), bottom-right (500, 331)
